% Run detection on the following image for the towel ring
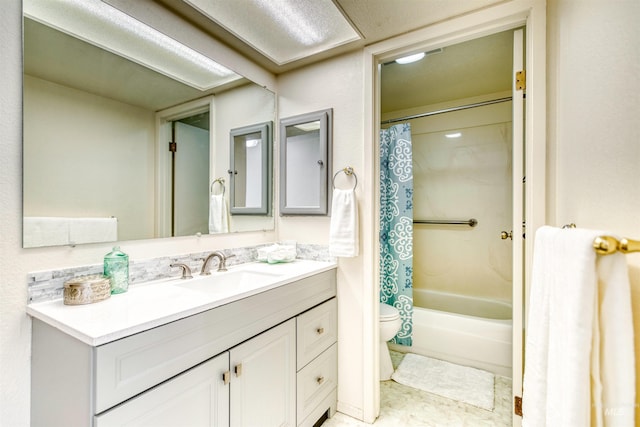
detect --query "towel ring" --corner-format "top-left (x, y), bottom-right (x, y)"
top-left (332, 166), bottom-right (358, 190)
top-left (210, 178), bottom-right (225, 196)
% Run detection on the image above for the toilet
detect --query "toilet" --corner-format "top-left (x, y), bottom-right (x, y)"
top-left (379, 303), bottom-right (402, 380)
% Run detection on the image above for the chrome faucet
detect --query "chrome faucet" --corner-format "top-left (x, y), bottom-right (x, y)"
top-left (200, 251), bottom-right (235, 275)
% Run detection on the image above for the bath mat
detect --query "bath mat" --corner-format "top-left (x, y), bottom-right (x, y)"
top-left (391, 353), bottom-right (495, 411)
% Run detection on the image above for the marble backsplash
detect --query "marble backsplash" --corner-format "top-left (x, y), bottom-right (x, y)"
top-left (27, 243), bottom-right (332, 304)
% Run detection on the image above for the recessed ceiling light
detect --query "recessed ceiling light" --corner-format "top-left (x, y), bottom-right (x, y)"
top-left (183, 0), bottom-right (361, 65)
top-left (24, 0), bottom-right (240, 91)
top-left (395, 52), bottom-right (426, 65)
top-left (294, 122), bottom-right (321, 132)
top-left (445, 132), bottom-right (462, 138)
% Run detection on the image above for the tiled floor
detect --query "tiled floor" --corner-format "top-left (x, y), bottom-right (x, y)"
top-left (322, 351), bottom-right (512, 427)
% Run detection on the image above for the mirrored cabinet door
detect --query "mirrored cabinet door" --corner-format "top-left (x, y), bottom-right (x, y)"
top-left (229, 121), bottom-right (272, 215)
top-left (279, 109), bottom-right (332, 215)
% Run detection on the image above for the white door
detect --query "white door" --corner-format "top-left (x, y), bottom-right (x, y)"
top-left (230, 319), bottom-right (296, 427)
top-left (511, 27), bottom-right (525, 427)
top-left (95, 352), bottom-right (230, 427)
top-left (173, 119), bottom-right (210, 236)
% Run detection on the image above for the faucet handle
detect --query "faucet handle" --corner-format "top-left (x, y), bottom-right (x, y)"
top-left (170, 263), bottom-right (193, 280)
top-left (217, 254), bottom-right (236, 272)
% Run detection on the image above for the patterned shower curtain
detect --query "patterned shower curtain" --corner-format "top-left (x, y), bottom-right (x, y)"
top-left (379, 123), bottom-right (413, 346)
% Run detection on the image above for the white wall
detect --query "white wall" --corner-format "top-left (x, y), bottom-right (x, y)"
top-left (277, 52), bottom-right (372, 419)
top-left (547, 1), bottom-right (640, 422)
top-left (24, 76), bottom-right (156, 241)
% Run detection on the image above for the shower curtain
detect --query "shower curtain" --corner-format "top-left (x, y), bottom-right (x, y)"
top-left (379, 123), bottom-right (413, 346)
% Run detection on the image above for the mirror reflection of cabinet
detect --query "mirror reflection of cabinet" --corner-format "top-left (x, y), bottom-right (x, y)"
top-left (279, 109), bottom-right (332, 215)
top-left (229, 122), bottom-right (272, 215)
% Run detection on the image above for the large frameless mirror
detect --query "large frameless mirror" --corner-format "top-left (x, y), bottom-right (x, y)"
top-left (279, 109), bottom-right (332, 215)
top-left (22, 0), bottom-right (275, 248)
top-left (229, 122), bottom-right (272, 215)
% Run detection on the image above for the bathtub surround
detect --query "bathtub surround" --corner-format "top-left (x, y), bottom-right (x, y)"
top-left (391, 353), bottom-right (495, 411)
top-left (27, 243), bottom-right (333, 304)
top-left (379, 123), bottom-right (414, 346)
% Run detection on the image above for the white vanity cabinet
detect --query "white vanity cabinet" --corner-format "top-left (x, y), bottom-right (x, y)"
top-left (95, 319), bottom-right (296, 427)
top-left (31, 268), bottom-right (336, 427)
top-left (230, 319), bottom-right (296, 427)
top-left (95, 352), bottom-right (230, 427)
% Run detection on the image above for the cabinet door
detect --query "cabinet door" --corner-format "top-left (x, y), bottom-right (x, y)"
top-left (230, 319), bottom-right (296, 427)
top-left (95, 352), bottom-right (229, 427)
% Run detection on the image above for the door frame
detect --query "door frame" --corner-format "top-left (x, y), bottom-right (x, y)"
top-left (155, 97), bottom-right (214, 238)
top-left (362, 1), bottom-right (546, 424)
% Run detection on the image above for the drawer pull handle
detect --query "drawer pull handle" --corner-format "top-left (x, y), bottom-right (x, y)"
top-left (316, 376), bottom-right (325, 385)
top-left (223, 371), bottom-right (231, 385)
top-left (316, 327), bottom-right (324, 335)
top-left (235, 364), bottom-right (242, 377)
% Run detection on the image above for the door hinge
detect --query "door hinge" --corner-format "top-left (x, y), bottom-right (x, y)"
top-left (514, 396), bottom-right (523, 416)
top-left (516, 70), bottom-right (526, 91)
top-left (169, 142), bottom-right (177, 152)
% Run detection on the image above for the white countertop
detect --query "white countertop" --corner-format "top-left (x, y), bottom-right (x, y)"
top-left (27, 259), bottom-right (336, 346)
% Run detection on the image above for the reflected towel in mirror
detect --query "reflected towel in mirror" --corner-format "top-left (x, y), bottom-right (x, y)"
top-left (208, 194), bottom-right (229, 234)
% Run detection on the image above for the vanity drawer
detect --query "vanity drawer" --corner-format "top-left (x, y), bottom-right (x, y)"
top-left (296, 343), bottom-right (337, 424)
top-left (296, 298), bottom-right (337, 369)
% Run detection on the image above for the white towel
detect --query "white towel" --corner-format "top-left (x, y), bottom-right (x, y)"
top-left (522, 226), bottom-right (635, 427)
top-left (208, 194), bottom-right (229, 234)
top-left (23, 217), bottom-right (70, 247)
top-left (68, 217), bottom-right (117, 245)
top-left (329, 188), bottom-right (359, 257)
top-left (23, 216), bottom-right (117, 247)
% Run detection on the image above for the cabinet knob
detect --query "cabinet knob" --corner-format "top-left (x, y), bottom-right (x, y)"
top-left (316, 376), bottom-right (325, 385)
top-left (235, 364), bottom-right (242, 377)
top-left (222, 371), bottom-right (231, 385)
top-left (316, 327), bottom-right (324, 335)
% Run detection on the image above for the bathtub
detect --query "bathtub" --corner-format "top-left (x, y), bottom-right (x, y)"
top-left (389, 288), bottom-right (513, 377)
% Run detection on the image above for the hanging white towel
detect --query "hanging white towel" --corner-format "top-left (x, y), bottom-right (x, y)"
top-left (208, 194), bottom-right (229, 234)
top-left (522, 226), bottom-right (635, 427)
top-left (329, 188), bottom-right (359, 257)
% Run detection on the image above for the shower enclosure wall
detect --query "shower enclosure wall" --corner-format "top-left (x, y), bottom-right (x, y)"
top-left (385, 95), bottom-right (514, 376)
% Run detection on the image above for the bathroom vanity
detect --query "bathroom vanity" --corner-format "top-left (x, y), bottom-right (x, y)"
top-left (28, 260), bottom-right (337, 427)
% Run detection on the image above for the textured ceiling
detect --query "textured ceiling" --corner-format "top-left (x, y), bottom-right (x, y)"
top-left (381, 29), bottom-right (514, 113)
top-left (156, 0), bottom-right (506, 74)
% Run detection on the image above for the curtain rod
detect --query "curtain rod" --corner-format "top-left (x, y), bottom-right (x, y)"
top-left (380, 96), bottom-right (513, 125)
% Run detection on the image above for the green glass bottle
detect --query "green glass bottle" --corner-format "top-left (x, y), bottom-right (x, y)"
top-left (104, 246), bottom-right (129, 294)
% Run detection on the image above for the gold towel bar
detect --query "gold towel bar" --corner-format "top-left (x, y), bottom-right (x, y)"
top-left (593, 236), bottom-right (640, 255)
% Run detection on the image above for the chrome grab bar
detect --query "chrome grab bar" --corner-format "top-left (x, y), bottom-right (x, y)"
top-left (413, 218), bottom-right (478, 227)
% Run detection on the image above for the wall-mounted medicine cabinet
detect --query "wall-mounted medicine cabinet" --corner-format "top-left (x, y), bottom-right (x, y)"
top-left (229, 121), bottom-right (272, 215)
top-left (279, 109), bottom-right (332, 215)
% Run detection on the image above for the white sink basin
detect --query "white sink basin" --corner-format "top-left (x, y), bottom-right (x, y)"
top-left (174, 268), bottom-right (284, 296)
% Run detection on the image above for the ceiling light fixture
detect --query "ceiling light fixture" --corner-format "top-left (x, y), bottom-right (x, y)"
top-left (24, 0), bottom-right (240, 91)
top-left (253, 0), bottom-right (323, 46)
top-left (395, 52), bottom-right (426, 65)
top-left (445, 132), bottom-right (462, 138)
top-left (183, 0), bottom-right (360, 65)
top-left (294, 122), bottom-right (321, 132)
